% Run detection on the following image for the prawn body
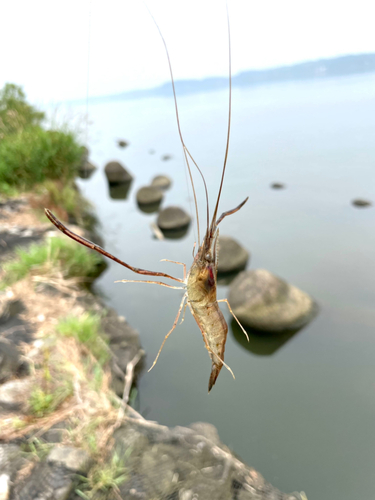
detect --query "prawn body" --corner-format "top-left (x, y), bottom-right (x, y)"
top-left (187, 229), bottom-right (228, 391)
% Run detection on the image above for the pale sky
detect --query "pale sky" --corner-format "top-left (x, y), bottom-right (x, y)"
top-left (1, 0), bottom-right (374, 104)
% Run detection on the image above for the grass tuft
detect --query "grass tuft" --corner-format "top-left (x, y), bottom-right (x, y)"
top-left (29, 385), bottom-right (73, 418)
top-left (76, 452), bottom-right (129, 499)
top-left (57, 313), bottom-right (109, 365)
top-left (0, 236), bottom-right (103, 289)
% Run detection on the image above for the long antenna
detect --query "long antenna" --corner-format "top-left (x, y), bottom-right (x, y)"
top-left (146, 5), bottom-right (211, 242)
top-left (210, 3), bottom-right (232, 231)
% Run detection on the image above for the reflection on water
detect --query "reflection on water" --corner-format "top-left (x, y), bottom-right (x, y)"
top-left (107, 180), bottom-right (132, 200)
top-left (159, 226), bottom-right (190, 240)
top-left (231, 319), bottom-right (301, 356)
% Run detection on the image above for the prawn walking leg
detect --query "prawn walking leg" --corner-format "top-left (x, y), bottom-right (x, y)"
top-left (115, 279), bottom-right (184, 290)
top-left (160, 259), bottom-right (187, 280)
top-left (217, 299), bottom-right (249, 342)
top-left (179, 301), bottom-right (188, 325)
top-left (148, 294), bottom-right (187, 372)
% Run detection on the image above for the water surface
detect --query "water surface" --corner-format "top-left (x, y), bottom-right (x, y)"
top-left (72, 74), bottom-right (375, 499)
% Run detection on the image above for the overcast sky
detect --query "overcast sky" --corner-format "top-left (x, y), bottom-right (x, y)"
top-left (1, 0), bottom-right (374, 104)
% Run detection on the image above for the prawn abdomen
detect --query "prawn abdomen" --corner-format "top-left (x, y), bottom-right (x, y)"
top-left (189, 300), bottom-right (228, 392)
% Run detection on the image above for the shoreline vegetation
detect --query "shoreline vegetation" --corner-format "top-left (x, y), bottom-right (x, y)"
top-left (0, 84), bottom-right (305, 500)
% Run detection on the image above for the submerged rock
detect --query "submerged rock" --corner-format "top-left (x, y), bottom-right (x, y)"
top-left (104, 161), bottom-right (133, 185)
top-left (157, 206), bottom-right (191, 231)
top-left (151, 175), bottom-right (172, 190)
top-left (352, 198), bottom-right (372, 208)
top-left (228, 269), bottom-right (317, 332)
top-left (217, 236), bottom-right (249, 274)
top-left (136, 186), bottom-right (163, 206)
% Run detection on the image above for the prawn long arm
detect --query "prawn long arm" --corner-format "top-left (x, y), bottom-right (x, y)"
top-left (45, 209), bottom-right (184, 283)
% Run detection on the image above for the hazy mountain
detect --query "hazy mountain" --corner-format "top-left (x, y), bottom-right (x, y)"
top-left (90, 53), bottom-right (375, 103)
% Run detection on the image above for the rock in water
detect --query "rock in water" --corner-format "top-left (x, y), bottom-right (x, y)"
top-left (117, 139), bottom-right (129, 148)
top-left (136, 186), bottom-right (163, 206)
top-left (157, 206), bottom-right (191, 231)
top-left (78, 160), bottom-right (97, 179)
top-left (352, 198), bottom-right (372, 208)
top-left (104, 161), bottom-right (133, 185)
top-left (217, 236), bottom-right (249, 274)
top-left (151, 175), bottom-right (172, 190)
top-left (271, 182), bottom-right (285, 189)
top-left (228, 269), bottom-right (317, 332)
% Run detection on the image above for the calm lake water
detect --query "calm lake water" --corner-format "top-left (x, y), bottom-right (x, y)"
top-left (71, 73), bottom-right (375, 499)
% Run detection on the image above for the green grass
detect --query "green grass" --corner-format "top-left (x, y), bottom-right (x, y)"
top-left (57, 313), bottom-right (109, 365)
top-left (29, 383), bottom-right (73, 418)
top-left (76, 452), bottom-right (129, 499)
top-left (0, 236), bottom-right (103, 288)
top-left (21, 438), bottom-right (53, 461)
top-left (0, 126), bottom-right (85, 189)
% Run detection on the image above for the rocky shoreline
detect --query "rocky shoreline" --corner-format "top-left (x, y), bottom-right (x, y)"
top-left (0, 197), bottom-right (304, 500)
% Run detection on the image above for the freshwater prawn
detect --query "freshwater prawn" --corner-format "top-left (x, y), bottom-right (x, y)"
top-left (45, 7), bottom-right (249, 392)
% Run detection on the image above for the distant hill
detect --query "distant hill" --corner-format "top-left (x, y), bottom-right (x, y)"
top-left (91, 53), bottom-right (375, 103)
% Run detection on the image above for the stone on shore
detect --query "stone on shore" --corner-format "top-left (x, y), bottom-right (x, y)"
top-left (228, 269), bottom-right (317, 332)
top-left (157, 206), bottom-right (191, 231)
top-left (217, 236), bottom-right (249, 274)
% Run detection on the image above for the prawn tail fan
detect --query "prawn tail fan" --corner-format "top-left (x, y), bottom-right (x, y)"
top-left (208, 361), bottom-right (223, 393)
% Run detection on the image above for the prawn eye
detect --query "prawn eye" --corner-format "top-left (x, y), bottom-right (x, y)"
top-left (205, 252), bottom-right (211, 261)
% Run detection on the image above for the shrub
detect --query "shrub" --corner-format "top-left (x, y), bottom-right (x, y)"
top-left (0, 83), bottom-right (44, 137)
top-left (0, 126), bottom-right (84, 188)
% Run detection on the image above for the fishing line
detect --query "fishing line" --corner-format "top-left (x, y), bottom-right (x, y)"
top-left (85, 0), bottom-right (92, 150)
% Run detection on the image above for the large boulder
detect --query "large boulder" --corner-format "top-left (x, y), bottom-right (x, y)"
top-left (217, 236), bottom-right (249, 274)
top-left (104, 161), bottom-right (133, 185)
top-left (228, 269), bottom-right (317, 332)
top-left (112, 420), bottom-right (303, 500)
top-left (151, 175), bottom-right (172, 190)
top-left (157, 206), bottom-right (191, 231)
